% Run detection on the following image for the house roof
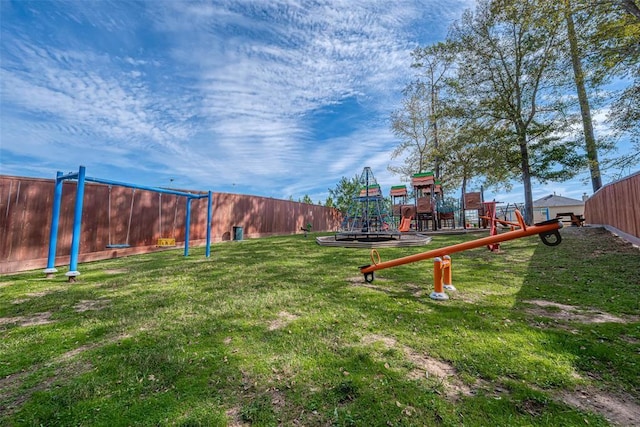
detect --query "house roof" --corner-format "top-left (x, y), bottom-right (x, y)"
top-left (533, 194), bottom-right (584, 208)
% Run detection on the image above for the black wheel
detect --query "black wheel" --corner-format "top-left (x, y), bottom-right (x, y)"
top-left (364, 272), bottom-right (375, 283)
top-left (539, 230), bottom-right (562, 246)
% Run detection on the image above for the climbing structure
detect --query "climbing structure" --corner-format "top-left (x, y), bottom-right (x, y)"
top-left (390, 185), bottom-right (408, 221)
top-left (412, 172), bottom-right (440, 231)
top-left (391, 171), bottom-right (459, 231)
top-left (337, 167), bottom-right (395, 241)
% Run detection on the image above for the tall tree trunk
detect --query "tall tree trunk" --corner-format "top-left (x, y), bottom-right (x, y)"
top-left (518, 130), bottom-right (534, 225)
top-left (619, 0), bottom-right (640, 21)
top-left (431, 85), bottom-right (441, 179)
top-left (564, 0), bottom-right (602, 192)
top-left (460, 175), bottom-right (467, 228)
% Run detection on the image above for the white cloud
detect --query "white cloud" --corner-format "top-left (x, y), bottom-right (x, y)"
top-left (2, 0), bottom-right (476, 200)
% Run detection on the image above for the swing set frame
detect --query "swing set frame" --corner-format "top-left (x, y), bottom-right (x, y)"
top-left (44, 165), bottom-right (213, 281)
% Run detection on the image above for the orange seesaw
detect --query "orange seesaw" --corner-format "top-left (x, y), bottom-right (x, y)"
top-left (359, 210), bottom-right (563, 300)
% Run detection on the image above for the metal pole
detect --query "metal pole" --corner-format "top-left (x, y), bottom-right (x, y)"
top-left (205, 191), bottom-right (212, 258)
top-left (66, 165), bottom-right (86, 281)
top-left (184, 197), bottom-right (192, 257)
top-left (44, 171), bottom-right (64, 278)
top-left (83, 176), bottom-right (200, 198)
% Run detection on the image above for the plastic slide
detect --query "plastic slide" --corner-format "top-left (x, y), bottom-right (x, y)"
top-left (398, 216), bottom-right (412, 232)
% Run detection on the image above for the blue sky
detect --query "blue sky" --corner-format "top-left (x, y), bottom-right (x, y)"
top-left (0, 0), bottom-right (635, 205)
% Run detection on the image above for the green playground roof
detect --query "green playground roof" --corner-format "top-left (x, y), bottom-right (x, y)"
top-left (360, 184), bottom-right (380, 189)
top-left (391, 185), bottom-right (407, 190)
top-left (412, 171), bottom-right (434, 178)
top-left (435, 180), bottom-right (442, 185)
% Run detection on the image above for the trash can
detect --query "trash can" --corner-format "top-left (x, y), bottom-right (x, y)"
top-left (233, 226), bottom-right (243, 241)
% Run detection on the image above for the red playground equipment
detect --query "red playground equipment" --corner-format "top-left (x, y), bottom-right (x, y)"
top-left (359, 210), bottom-right (563, 300)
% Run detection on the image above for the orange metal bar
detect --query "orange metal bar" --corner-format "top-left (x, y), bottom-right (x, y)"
top-left (433, 257), bottom-right (444, 294)
top-left (443, 255), bottom-right (452, 289)
top-left (360, 217), bottom-right (562, 275)
top-left (479, 216), bottom-right (520, 228)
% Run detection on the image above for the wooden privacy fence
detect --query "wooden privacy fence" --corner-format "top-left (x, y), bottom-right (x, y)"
top-left (0, 175), bottom-right (342, 274)
top-left (584, 171), bottom-right (640, 241)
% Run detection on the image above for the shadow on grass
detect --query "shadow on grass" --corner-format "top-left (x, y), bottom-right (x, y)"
top-left (511, 226), bottom-right (640, 425)
top-left (2, 230), bottom-right (638, 426)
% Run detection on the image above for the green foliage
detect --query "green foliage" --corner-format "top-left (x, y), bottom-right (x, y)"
top-left (391, 0), bottom-right (639, 214)
top-left (324, 196), bottom-right (335, 208)
top-left (328, 175), bottom-right (360, 213)
top-left (389, 42), bottom-right (455, 182)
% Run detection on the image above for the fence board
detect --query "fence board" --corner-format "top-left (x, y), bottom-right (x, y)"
top-left (0, 175), bottom-right (341, 274)
top-left (584, 172), bottom-right (640, 240)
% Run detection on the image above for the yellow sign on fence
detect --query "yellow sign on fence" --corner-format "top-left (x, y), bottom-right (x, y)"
top-left (157, 238), bottom-right (176, 247)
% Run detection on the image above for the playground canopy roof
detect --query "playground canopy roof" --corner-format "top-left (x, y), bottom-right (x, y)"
top-left (412, 172), bottom-right (434, 178)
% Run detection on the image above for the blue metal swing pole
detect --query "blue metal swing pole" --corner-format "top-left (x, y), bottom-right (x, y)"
top-left (205, 191), bottom-right (212, 258)
top-left (44, 171), bottom-right (64, 278)
top-left (184, 197), bottom-right (192, 257)
top-left (66, 166), bottom-right (86, 281)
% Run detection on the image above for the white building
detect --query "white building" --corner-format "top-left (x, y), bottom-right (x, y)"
top-left (532, 194), bottom-right (587, 224)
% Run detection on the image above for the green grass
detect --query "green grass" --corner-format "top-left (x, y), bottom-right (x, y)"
top-left (1, 227), bottom-right (639, 426)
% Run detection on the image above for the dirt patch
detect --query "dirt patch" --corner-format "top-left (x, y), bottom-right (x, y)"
top-left (0, 333), bottom-right (130, 416)
top-left (0, 312), bottom-right (53, 327)
top-left (559, 387), bottom-right (640, 427)
top-left (73, 299), bottom-right (111, 312)
top-left (403, 347), bottom-right (474, 398)
top-left (57, 333), bottom-right (131, 364)
top-left (362, 333), bottom-right (397, 348)
top-left (12, 291), bottom-right (54, 305)
top-left (404, 283), bottom-right (426, 298)
top-left (27, 291), bottom-right (52, 298)
top-left (619, 335), bottom-right (640, 345)
top-left (104, 268), bottom-right (129, 275)
top-left (225, 406), bottom-right (249, 427)
top-left (0, 359), bottom-right (93, 416)
top-left (268, 311), bottom-right (299, 331)
top-left (523, 300), bottom-right (638, 324)
top-left (362, 334), bottom-right (474, 399)
top-left (270, 387), bottom-right (286, 409)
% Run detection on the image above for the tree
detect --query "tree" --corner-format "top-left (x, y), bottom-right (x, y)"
top-left (328, 176), bottom-right (360, 214)
top-left (448, 0), bottom-right (584, 224)
top-left (301, 195), bottom-right (313, 204)
top-left (408, 43), bottom-right (455, 180)
top-left (389, 43), bottom-right (455, 181)
top-left (563, 0), bottom-right (603, 191)
top-left (324, 197), bottom-right (335, 208)
top-left (595, 0), bottom-right (640, 166)
top-left (389, 81), bottom-right (434, 179)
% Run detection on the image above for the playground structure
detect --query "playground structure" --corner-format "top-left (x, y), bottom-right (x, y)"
top-left (316, 167), bottom-right (432, 248)
top-left (44, 166), bottom-right (213, 281)
top-left (336, 167), bottom-right (395, 241)
top-left (412, 172), bottom-right (441, 231)
top-left (391, 172), bottom-right (462, 232)
top-left (359, 210), bottom-right (563, 300)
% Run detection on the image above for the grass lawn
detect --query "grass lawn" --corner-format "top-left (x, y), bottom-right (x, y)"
top-left (1, 227), bottom-right (639, 426)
